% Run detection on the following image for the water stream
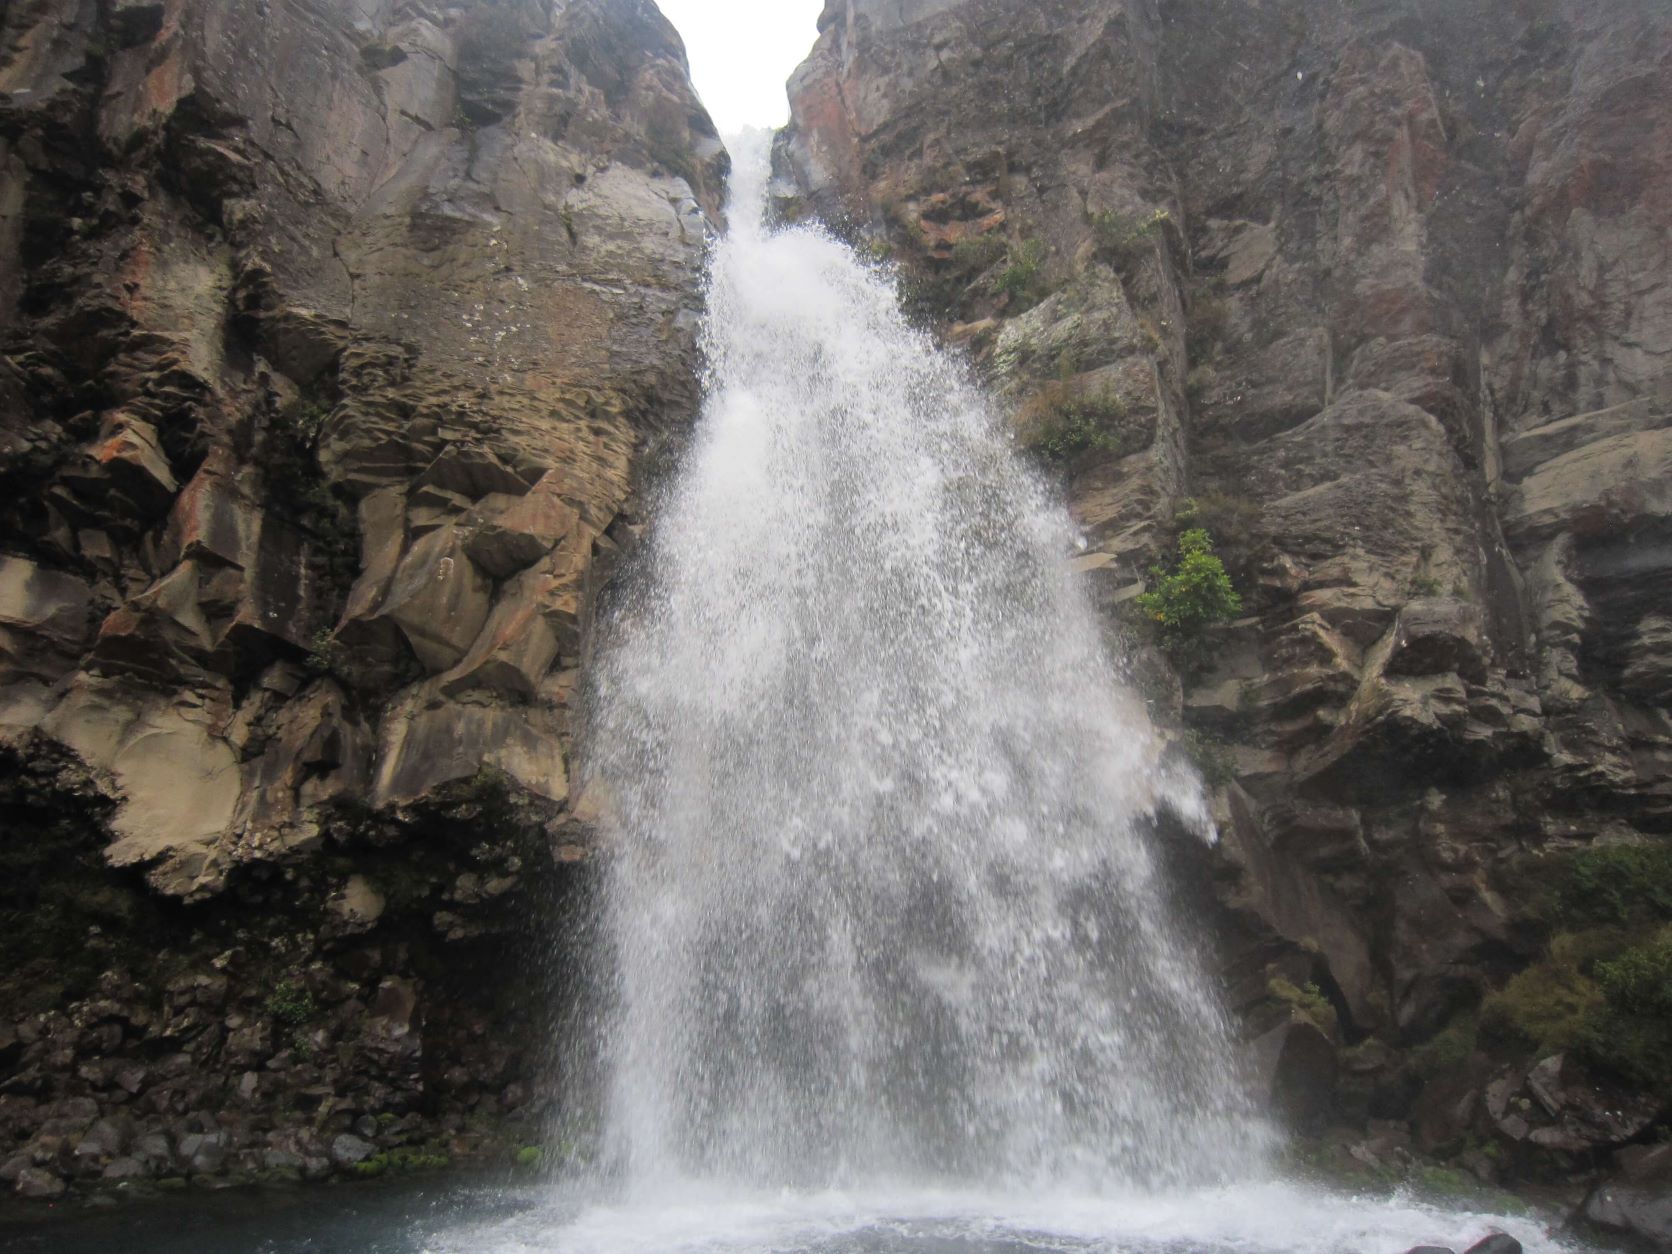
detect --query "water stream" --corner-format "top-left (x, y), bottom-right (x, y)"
top-left (416, 135), bottom-right (1569, 1253)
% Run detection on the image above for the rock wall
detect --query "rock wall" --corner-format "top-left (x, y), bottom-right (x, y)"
top-left (0, 0), bottom-right (722, 1197)
top-left (779, 0), bottom-right (1671, 1232)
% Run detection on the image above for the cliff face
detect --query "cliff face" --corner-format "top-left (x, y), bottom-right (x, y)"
top-left (781, 0), bottom-right (1672, 1219)
top-left (0, 0), bottom-right (721, 1194)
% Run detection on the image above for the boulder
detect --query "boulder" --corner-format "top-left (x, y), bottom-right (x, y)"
top-left (0, 556), bottom-right (93, 651)
top-left (1583, 1143), bottom-right (1672, 1247)
top-left (374, 525), bottom-right (494, 673)
top-left (329, 1133), bottom-right (374, 1169)
top-left (1248, 1018), bottom-right (1338, 1130)
top-left (372, 695), bottom-right (569, 808)
top-left (464, 475), bottom-right (582, 579)
top-left (14, 1166), bottom-right (65, 1199)
top-left (102, 1156), bottom-right (149, 1180)
top-left (1387, 598), bottom-right (1487, 684)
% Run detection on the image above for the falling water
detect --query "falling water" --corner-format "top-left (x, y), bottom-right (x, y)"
top-left (413, 133), bottom-right (1574, 1254)
top-left (585, 133), bottom-right (1265, 1194)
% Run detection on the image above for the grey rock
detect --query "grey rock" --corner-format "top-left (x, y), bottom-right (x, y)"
top-left (1583, 1144), bottom-right (1672, 1246)
top-left (14, 1167), bottom-right (65, 1199)
top-left (101, 1156), bottom-right (149, 1180)
top-left (329, 1134), bottom-right (375, 1168)
top-left (1462, 1238), bottom-right (1521, 1254)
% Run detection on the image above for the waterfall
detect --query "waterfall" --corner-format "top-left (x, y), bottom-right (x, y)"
top-left (584, 132), bottom-right (1268, 1194)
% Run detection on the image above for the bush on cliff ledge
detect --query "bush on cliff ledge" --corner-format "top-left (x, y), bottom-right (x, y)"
top-left (1137, 528), bottom-right (1243, 671)
top-left (1483, 843), bottom-right (1672, 1097)
top-left (1020, 385), bottom-right (1141, 465)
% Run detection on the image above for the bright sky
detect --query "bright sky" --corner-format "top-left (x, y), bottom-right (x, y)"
top-left (657, 0), bottom-right (827, 134)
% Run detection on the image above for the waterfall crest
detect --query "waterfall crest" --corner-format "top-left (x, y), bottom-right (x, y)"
top-left (586, 131), bottom-right (1268, 1192)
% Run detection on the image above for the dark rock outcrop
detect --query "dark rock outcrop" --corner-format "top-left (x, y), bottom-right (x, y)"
top-left (0, 0), bottom-right (721, 1195)
top-left (778, 0), bottom-right (1672, 1198)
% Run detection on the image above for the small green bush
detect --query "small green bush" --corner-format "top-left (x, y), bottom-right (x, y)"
top-left (1269, 977), bottom-right (1338, 1037)
top-left (266, 978), bottom-right (317, 1027)
top-left (1185, 364), bottom-right (1219, 399)
top-left (1091, 206), bottom-right (1170, 266)
top-left (950, 233), bottom-right (1006, 273)
top-left (1022, 389), bottom-right (1135, 464)
top-left (991, 238), bottom-right (1050, 310)
top-left (1136, 529), bottom-right (1243, 669)
top-left (1482, 924), bottom-right (1672, 1097)
top-left (1411, 1013), bottom-right (1479, 1077)
top-left (1186, 295), bottom-right (1231, 361)
top-left (515, 1145), bottom-right (544, 1168)
top-left (1596, 925), bottom-right (1672, 1018)
top-left (897, 230), bottom-right (1006, 322)
top-left (1558, 843), bottom-right (1672, 929)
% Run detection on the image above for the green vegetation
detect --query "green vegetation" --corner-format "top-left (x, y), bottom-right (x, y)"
top-left (305, 627), bottom-right (352, 682)
top-left (1020, 386), bottom-right (1137, 464)
top-left (1136, 528), bottom-right (1243, 670)
top-left (1185, 364), bottom-right (1219, 400)
top-left (951, 233), bottom-right (1006, 273)
top-left (1091, 206), bottom-right (1171, 267)
top-left (1557, 842), bottom-right (1672, 928)
top-left (1411, 1012), bottom-right (1479, 1077)
top-left (1482, 843), bottom-right (1672, 1096)
top-left (1597, 926), bottom-right (1672, 1016)
top-left (1269, 977), bottom-right (1338, 1037)
top-left (1173, 494), bottom-right (1265, 590)
top-left (991, 238), bottom-right (1050, 310)
top-left (860, 236), bottom-right (894, 264)
top-left (353, 1149), bottom-right (452, 1178)
top-left (897, 230), bottom-right (1007, 322)
top-left (515, 1145), bottom-right (544, 1168)
top-left (266, 977), bottom-right (317, 1027)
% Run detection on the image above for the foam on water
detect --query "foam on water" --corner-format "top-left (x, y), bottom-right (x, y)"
top-left (422, 1182), bottom-right (1572, 1254)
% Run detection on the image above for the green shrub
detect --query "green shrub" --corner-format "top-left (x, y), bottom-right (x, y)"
top-left (1558, 843), bottom-right (1672, 929)
top-left (515, 1145), bottom-right (544, 1168)
top-left (1482, 925), bottom-right (1672, 1097)
top-left (1091, 206), bottom-right (1170, 266)
top-left (1021, 388), bottom-right (1137, 464)
top-left (991, 238), bottom-right (1050, 310)
top-left (1186, 295), bottom-right (1230, 361)
top-left (1269, 977), bottom-right (1338, 1037)
top-left (1136, 529), bottom-right (1243, 669)
top-left (1185, 364), bottom-right (1219, 400)
top-left (1172, 494), bottom-right (1264, 584)
top-left (266, 978), bottom-right (317, 1027)
top-left (1596, 925), bottom-right (1672, 1018)
top-left (897, 231), bottom-right (1007, 322)
top-left (1411, 1013), bottom-right (1479, 1077)
top-left (951, 233), bottom-right (1006, 273)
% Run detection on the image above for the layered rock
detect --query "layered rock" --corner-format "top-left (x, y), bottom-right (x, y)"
top-left (0, 0), bottom-right (721, 1195)
top-left (779, 0), bottom-right (1672, 1199)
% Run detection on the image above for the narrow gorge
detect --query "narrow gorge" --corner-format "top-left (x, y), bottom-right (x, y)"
top-left (0, 1), bottom-right (1669, 1251)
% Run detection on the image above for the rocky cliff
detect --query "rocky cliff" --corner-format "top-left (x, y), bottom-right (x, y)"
top-left (0, 0), bottom-right (722, 1196)
top-left (4, 0), bottom-right (1671, 1233)
top-left (779, 0), bottom-right (1672, 1236)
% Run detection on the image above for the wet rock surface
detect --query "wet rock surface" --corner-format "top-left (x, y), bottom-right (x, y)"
top-left (779, 0), bottom-right (1672, 1215)
top-left (0, 0), bottom-right (719, 1199)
